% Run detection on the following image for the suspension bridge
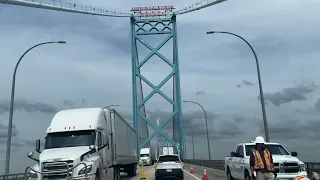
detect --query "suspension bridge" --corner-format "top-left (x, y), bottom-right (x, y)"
top-left (0, 0), bottom-right (227, 177)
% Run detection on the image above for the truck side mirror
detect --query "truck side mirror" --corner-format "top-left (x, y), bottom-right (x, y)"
top-left (291, 152), bottom-right (298, 157)
top-left (230, 152), bottom-right (235, 157)
top-left (36, 139), bottom-right (41, 153)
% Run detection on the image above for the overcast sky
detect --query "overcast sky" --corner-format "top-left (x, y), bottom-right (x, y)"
top-left (1, 0), bottom-right (320, 174)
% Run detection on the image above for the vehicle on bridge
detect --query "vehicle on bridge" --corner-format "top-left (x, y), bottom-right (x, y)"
top-left (139, 148), bottom-right (155, 166)
top-left (162, 146), bottom-right (174, 155)
top-left (225, 141), bottom-right (308, 180)
top-left (155, 154), bottom-right (184, 180)
top-left (26, 107), bottom-right (138, 180)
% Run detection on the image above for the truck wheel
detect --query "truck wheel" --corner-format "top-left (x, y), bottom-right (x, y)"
top-left (155, 175), bottom-right (160, 180)
top-left (95, 170), bottom-right (100, 180)
top-left (227, 169), bottom-right (234, 180)
top-left (113, 166), bottom-right (120, 180)
top-left (127, 164), bottom-right (136, 177)
top-left (133, 164), bottom-right (137, 176)
top-left (244, 171), bottom-right (251, 180)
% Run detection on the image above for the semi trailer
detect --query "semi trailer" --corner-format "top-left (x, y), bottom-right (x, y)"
top-left (26, 107), bottom-right (138, 180)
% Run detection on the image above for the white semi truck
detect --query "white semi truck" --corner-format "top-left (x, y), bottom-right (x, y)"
top-left (139, 148), bottom-right (155, 166)
top-left (26, 107), bottom-right (138, 180)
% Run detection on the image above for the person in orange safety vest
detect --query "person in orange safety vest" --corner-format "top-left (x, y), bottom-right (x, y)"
top-left (250, 136), bottom-right (277, 180)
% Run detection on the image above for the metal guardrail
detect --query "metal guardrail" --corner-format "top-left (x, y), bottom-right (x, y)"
top-left (184, 159), bottom-right (320, 174)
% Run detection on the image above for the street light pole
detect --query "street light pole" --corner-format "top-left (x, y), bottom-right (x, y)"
top-left (4, 41), bottom-right (66, 175)
top-left (183, 120), bottom-right (195, 159)
top-left (206, 31), bottom-right (270, 142)
top-left (183, 100), bottom-right (211, 160)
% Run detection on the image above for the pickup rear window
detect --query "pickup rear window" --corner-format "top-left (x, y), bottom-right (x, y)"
top-left (245, 144), bottom-right (289, 156)
top-left (158, 155), bottom-right (180, 162)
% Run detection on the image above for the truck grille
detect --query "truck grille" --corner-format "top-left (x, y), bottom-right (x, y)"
top-left (42, 160), bottom-right (74, 179)
top-left (274, 162), bottom-right (299, 173)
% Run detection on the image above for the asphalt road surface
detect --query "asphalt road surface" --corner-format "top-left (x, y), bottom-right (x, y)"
top-left (120, 163), bottom-right (227, 180)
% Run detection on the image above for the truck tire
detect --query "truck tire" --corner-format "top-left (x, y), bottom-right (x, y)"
top-left (113, 166), bottom-right (120, 180)
top-left (244, 171), bottom-right (251, 180)
top-left (155, 174), bottom-right (160, 180)
top-left (95, 170), bottom-right (100, 180)
top-left (227, 168), bottom-right (234, 180)
top-left (127, 164), bottom-right (136, 177)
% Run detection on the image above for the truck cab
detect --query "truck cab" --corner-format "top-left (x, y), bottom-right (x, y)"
top-left (139, 148), bottom-right (155, 166)
top-left (225, 142), bottom-right (307, 180)
top-left (26, 108), bottom-right (137, 180)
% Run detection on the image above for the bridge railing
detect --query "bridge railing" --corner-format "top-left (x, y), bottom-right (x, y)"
top-left (184, 159), bottom-right (320, 174)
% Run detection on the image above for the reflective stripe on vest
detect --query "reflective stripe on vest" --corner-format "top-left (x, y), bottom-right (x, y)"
top-left (295, 175), bottom-right (310, 180)
top-left (253, 149), bottom-right (274, 171)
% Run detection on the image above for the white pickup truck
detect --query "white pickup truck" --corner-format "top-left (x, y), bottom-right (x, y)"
top-left (225, 142), bottom-right (308, 180)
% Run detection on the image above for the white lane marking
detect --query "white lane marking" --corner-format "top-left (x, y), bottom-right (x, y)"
top-left (183, 169), bottom-right (202, 180)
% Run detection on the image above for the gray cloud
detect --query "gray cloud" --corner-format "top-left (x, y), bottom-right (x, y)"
top-left (261, 83), bottom-right (319, 107)
top-left (195, 91), bottom-right (207, 96)
top-left (259, 117), bottom-right (320, 140)
top-left (0, 123), bottom-right (18, 138)
top-left (0, 99), bottom-right (57, 114)
top-left (314, 98), bottom-right (320, 111)
top-left (242, 80), bottom-right (255, 86)
top-left (237, 80), bottom-right (255, 88)
top-left (136, 109), bottom-right (246, 139)
top-left (63, 100), bottom-right (74, 106)
top-left (0, 6), bottom-right (130, 54)
top-left (63, 99), bottom-right (87, 106)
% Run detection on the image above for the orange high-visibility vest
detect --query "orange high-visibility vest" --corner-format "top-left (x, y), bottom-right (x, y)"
top-left (295, 175), bottom-right (310, 180)
top-left (252, 149), bottom-right (274, 171)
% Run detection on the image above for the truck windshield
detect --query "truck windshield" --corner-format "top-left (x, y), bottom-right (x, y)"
top-left (45, 130), bottom-right (95, 149)
top-left (140, 154), bottom-right (149, 157)
top-left (245, 144), bottom-right (290, 156)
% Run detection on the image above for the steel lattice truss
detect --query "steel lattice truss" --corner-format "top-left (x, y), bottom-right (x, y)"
top-left (131, 16), bottom-right (184, 158)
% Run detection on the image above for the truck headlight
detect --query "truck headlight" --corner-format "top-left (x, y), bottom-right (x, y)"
top-left (78, 165), bottom-right (92, 175)
top-left (28, 171), bottom-right (38, 178)
top-left (299, 164), bottom-right (306, 171)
